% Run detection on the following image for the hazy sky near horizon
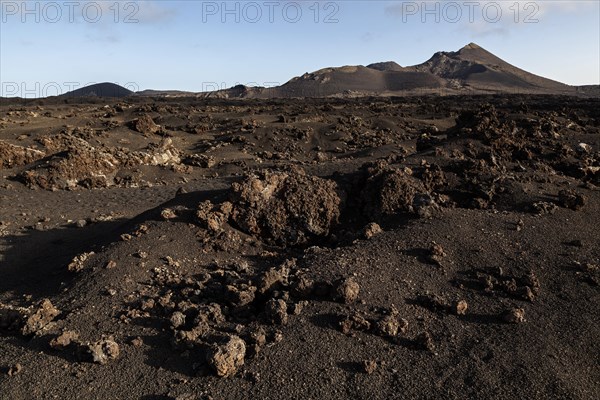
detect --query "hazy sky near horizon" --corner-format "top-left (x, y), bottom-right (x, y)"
top-left (0, 0), bottom-right (598, 96)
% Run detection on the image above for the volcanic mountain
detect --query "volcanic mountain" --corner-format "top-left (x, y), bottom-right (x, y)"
top-left (61, 82), bottom-right (133, 98)
top-left (56, 43), bottom-right (588, 100)
top-left (206, 43), bottom-right (578, 98)
top-left (405, 42), bottom-right (570, 92)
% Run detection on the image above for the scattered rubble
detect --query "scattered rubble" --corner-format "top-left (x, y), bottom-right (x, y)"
top-left (558, 189), bottom-right (587, 210)
top-left (452, 300), bottom-right (468, 316)
top-left (83, 339), bottom-right (121, 364)
top-left (206, 336), bottom-right (246, 377)
top-left (363, 360), bottom-right (377, 374)
top-left (7, 363), bottom-right (22, 376)
top-left (264, 299), bottom-right (288, 325)
top-left (363, 222), bottom-right (383, 239)
top-left (0, 97), bottom-right (597, 397)
top-left (49, 331), bottom-right (79, 350)
top-left (502, 307), bottom-right (526, 324)
top-left (21, 299), bottom-right (60, 336)
top-left (376, 308), bottom-right (408, 337)
top-left (416, 331), bottom-right (435, 352)
top-left (132, 114), bottom-right (160, 135)
top-left (67, 252), bottom-right (95, 272)
top-left (333, 277), bottom-right (360, 304)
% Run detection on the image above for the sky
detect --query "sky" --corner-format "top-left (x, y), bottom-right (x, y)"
top-left (0, 0), bottom-right (599, 96)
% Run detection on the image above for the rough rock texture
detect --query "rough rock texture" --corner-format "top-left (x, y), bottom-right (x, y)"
top-left (19, 145), bottom-right (121, 190)
top-left (502, 307), bottom-right (526, 324)
top-left (264, 299), bottom-right (288, 325)
top-left (132, 114), bottom-right (160, 135)
top-left (356, 161), bottom-right (429, 219)
top-left (333, 277), bottom-right (360, 304)
top-left (49, 331), bottom-right (79, 350)
top-left (67, 252), bottom-right (95, 272)
top-left (230, 168), bottom-right (342, 245)
top-left (84, 339), bottom-right (120, 364)
top-left (206, 336), bottom-right (246, 377)
top-left (18, 134), bottom-right (181, 190)
top-left (197, 201), bottom-right (233, 233)
top-left (558, 189), bottom-right (587, 210)
top-left (0, 141), bottom-right (45, 169)
top-left (21, 299), bottom-right (60, 336)
top-left (376, 308), bottom-right (407, 337)
top-left (363, 222), bottom-right (383, 239)
top-left (453, 300), bottom-right (468, 315)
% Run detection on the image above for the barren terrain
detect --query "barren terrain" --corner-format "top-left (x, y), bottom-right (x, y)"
top-left (0, 95), bottom-right (598, 399)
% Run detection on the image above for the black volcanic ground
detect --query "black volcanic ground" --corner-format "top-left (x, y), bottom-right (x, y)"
top-left (0, 94), bottom-right (599, 399)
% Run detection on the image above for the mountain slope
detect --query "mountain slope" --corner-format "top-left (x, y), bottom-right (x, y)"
top-left (205, 43), bottom-right (575, 98)
top-left (267, 65), bottom-right (444, 97)
top-left (407, 42), bottom-right (570, 91)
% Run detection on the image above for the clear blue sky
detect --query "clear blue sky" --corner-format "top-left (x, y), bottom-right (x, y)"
top-left (1, 1), bottom-right (599, 96)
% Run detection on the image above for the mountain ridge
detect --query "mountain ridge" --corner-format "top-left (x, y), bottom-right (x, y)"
top-left (195, 42), bottom-right (587, 98)
top-left (27, 43), bottom-right (598, 100)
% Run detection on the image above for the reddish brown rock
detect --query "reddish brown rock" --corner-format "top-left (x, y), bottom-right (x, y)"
top-left (207, 336), bottom-right (246, 377)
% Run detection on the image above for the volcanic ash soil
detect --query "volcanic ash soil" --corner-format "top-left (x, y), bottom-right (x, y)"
top-left (0, 95), bottom-right (599, 399)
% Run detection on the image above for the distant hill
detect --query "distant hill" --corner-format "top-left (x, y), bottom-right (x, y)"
top-left (61, 83), bottom-right (133, 98)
